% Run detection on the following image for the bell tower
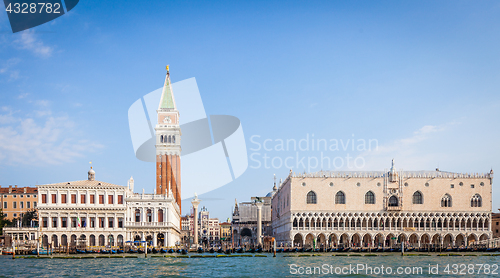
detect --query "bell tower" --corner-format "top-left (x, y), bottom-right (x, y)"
top-left (155, 65), bottom-right (181, 211)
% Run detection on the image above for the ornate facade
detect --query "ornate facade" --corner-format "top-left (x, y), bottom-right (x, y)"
top-left (125, 179), bottom-right (181, 247)
top-left (272, 161), bottom-right (493, 249)
top-left (36, 168), bottom-right (128, 248)
top-left (232, 196), bottom-right (272, 246)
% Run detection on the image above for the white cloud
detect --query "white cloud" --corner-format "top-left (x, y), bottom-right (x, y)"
top-left (360, 123), bottom-right (457, 170)
top-left (0, 58), bottom-right (21, 81)
top-left (17, 93), bottom-right (29, 99)
top-left (15, 30), bottom-right (53, 58)
top-left (0, 107), bottom-right (103, 165)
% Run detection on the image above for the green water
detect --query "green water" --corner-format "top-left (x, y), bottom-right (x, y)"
top-left (1, 253), bottom-right (499, 277)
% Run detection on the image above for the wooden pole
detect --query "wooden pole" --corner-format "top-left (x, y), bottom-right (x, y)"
top-left (273, 238), bottom-right (276, 257)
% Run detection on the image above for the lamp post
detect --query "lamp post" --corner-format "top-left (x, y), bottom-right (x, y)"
top-left (191, 193), bottom-right (201, 249)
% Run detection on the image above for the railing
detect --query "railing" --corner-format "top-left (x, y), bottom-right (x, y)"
top-left (3, 227), bottom-right (38, 232)
top-left (125, 222), bottom-right (174, 227)
top-left (386, 206), bottom-right (402, 211)
top-left (290, 226), bottom-right (488, 232)
top-left (294, 170), bottom-right (492, 179)
top-left (126, 194), bottom-right (174, 200)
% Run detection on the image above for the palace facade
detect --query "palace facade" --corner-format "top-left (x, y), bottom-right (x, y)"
top-left (271, 160), bottom-right (493, 249)
top-left (36, 168), bottom-right (128, 248)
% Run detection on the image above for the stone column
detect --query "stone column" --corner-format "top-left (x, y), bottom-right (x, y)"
top-left (191, 195), bottom-right (201, 248)
top-left (256, 202), bottom-right (263, 246)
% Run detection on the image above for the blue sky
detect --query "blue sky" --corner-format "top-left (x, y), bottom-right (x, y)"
top-left (1, 1), bottom-right (499, 219)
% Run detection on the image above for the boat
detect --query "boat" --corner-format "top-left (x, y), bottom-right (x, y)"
top-left (31, 248), bottom-right (51, 255)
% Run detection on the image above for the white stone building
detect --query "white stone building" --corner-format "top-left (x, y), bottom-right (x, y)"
top-left (36, 168), bottom-right (128, 248)
top-left (272, 160), bottom-right (493, 249)
top-left (125, 177), bottom-right (181, 247)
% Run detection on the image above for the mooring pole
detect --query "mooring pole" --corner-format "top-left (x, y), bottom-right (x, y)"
top-left (273, 238), bottom-right (276, 257)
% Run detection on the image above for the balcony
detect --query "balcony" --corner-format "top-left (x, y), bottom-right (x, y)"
top-left (386, 206), bottom-right (402, 211)
top-left (125, 222), bottom-right (173, 228)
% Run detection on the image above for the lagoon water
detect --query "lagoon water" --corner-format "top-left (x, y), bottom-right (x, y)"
top-left (1, 254), bottom-right (499, 277)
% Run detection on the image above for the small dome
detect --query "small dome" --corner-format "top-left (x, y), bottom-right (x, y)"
top-left (266, 191), bottom-right (275, 198)
top-left (88, 167), bottom-right (95, 181)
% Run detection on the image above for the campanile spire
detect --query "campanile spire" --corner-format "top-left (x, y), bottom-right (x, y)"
top-left (155, 66), bottom-right (181, 211)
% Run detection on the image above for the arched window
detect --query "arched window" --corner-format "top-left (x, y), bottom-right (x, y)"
top-left (365, 191), bottom-right (375, 204)
top-left (147, 209), bottom-right (152, 222)
top-left (471, 194), bottom-right (482, 207)
top-left (306, 191), bottom-right (317, 204)
top-left (158, 209), bottom-right (164, 222)
top-left (388, 195), bottom-right (398, 207)
top-left (335, 191), bottom-right (345, 204)
top-left (441, 194), bottom-right (452, 207)
top-left (160, 135), bottom-right (163, 143)
top-left (135, 209), bottom-right (140, 222)
top-left (172, 136), bottom-right (175, 143)
top-left (168, 136), bottom-right (171, 143)
top-left (413, 191), bottom-right (423, 204)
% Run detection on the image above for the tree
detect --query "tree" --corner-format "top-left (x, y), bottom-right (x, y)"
top-left (21, 209), bottom-right (37, 227)
top-left (0, 207), bottom-right (12, 235)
